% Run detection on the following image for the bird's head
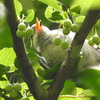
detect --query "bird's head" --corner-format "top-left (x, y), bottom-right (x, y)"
top-left (31, 18), bottom-right (51, 52)
top-left (31, 18), bottom-right (50, 34)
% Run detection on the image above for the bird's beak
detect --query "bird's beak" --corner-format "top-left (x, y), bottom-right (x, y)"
top-left (35, 17), bottom-right (42, 31)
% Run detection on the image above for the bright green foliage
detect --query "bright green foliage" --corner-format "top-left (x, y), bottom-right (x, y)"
top-left (61, 41), bottom-right (69, 50)
top-left (53, 37), bottom-right (62, 45)
top-left (70, 5), bottom-right (81, 14)
top-left (14, 0), bottom-right (22, 15)
top-left (76, 69), bottom-right (100, 97)
top-left (96, 27), bottom-right (100, 37)
top-left (0, 48), bottom-right (16, 67)
top-left (39, 0), bottom-right (63, 12)
top-left (45, 6), bottom-right (66, 23)
top-left (24, 9), bottom-right (35, 22)
top-left (14, 0), bottom-right (35, 22)
top-left (42, 0), bottom-right (66, 23)
top-left (75, 16), bottom-right (85, 28)
top-left (87, 30), bottom-right (93, 39)
top-left (60, 80), bottom-right (76, 95)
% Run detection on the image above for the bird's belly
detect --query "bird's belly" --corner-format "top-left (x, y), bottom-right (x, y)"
top-left (41, 44), bottom-right (67, 67)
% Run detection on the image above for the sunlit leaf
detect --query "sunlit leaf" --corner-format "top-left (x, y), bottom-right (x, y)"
top-left (75, 16), bottom-right (85, 27)
top-left (14, 0), bottom-right (22, 15)
top-left (73, 0), bottom-right (93, 15)
top-left (58, 97), bottom-right (82, 100)
top-left (45, 6), bottom-right (66, 23)
top-left (60, 80), bottom-right (76, 95)
top-left (70, 5), bottom-right (81, 14)
top-left (75, 16), bottom-right (85, 22)
top-left (39, 0), bottom-right (63, 12)
top-left (0, 48), bottom-right (16, 66)
top-left (58, 0), bottom-right (75, 7)
top-left (24, 9), bottom-right (35, 22)
top-left (82, 89), bottom-right (95, 97)
top-left (91, 0), bottom-right (100, 9)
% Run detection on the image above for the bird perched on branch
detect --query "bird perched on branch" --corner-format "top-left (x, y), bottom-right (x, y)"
top-left (31, 18), bottom-right (100, 72)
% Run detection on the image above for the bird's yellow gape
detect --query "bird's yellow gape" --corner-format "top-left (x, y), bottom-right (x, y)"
top-left (35, 17), bottom-right (42, 31)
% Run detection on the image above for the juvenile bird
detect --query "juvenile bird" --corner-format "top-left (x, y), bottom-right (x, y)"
top-left (31, 18), bottom-right (100, 72)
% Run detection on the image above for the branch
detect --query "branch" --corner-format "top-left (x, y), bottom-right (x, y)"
top-left (48, 9), bottom-right (100, 100)
top-left (3, 0), bottom-right (48, 100)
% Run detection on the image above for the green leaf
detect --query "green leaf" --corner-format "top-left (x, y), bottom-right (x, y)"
top-left (14, 57), bottom-right (21, 70)
top-left (75, 15), bottom-right (85, 28)
top-left (37, 68), bottom-right (47, 79)
top-left (24, 9), bottom-right (35, 22)
top-left (76, 69), bottom-right (100, 87)
top-left (60, 80), bottom-right (76, 95)
top-left (75, 16), bottom-right (85, 23)
top-left (14, 49), bottom-right (39, 70)
top-left (87, 27), bottom-right (95, 40)
top-left (0, 48), bottom-right (16, 66)
top-left (82, 89), bottom-right (95, 97)
top-left (0, 65), bottom-right (10, 77)
top-left (37, 68), bottom-right (56, 80)
top-left (0, 77), bottom-right (7, 81)
top-left (47, 62), bottom-right (61, 73)
top-left (91, 0), bottom-right (100, 9)
top-left (58, 0), bottom-right (75, 8)
top-left (68, 56), bottom-right (81, 79)
top-left (96, 27), bottom-right (100, 37)
top-left (70, 5), bottom-right (81, 14)
top-left (45, 6), bottom-right (65, 23)
top-left (37, 62), bottom-right (61, 79)
top-left (58, 97), bottom-right (82, 100)
top-left (73, 0), bottom-right (93, 14)
top-left (76, 69), bottom-right (100, 97)
top-left (39, 0), bottom-right (63, 12)
top-left (95, 19), bottom-right (100, 28)
top-left (27, 49), bottom-right (40, 65)
top-left (14, 0), bottom-right (22, 15)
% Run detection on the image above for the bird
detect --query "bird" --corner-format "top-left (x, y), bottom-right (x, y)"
top-left (31, 18), bottom-right (100, 72)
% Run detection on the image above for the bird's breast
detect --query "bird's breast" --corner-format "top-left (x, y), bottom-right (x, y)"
top-left (41, 44), bottom-right (67, 67)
